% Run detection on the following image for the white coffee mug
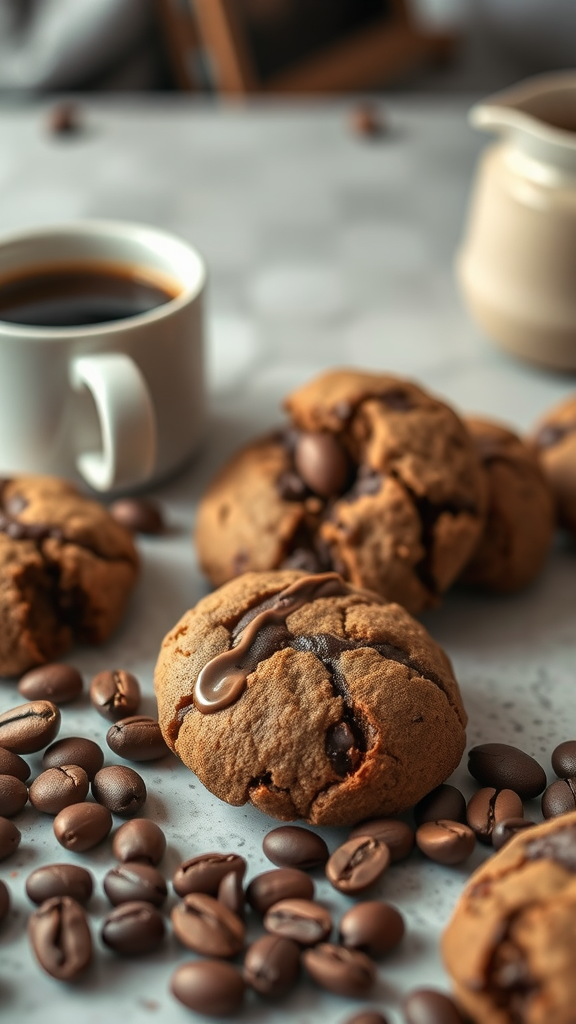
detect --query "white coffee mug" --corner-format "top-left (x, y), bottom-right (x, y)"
top-left (0, 220), bottom-right (206, 492)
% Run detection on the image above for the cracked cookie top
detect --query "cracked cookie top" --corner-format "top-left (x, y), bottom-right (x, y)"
top-left (154, 570), bottom-right (467, 826)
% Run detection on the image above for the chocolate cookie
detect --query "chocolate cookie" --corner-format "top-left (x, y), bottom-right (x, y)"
top-left (0, 476), bottom-right (138, 676)
top-left (443, 812), bottom-right (576, 1024)
top-left (531, 394), bottom-right (576, 538)
top-left (195, 369), bottom-right (486, 614)
top-left (461, 418), bottom-right (554, 592)
top-left (154, 570), bottom-right (467, 826)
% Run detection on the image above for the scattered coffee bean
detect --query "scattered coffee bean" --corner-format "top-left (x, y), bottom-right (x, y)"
top-left (28, 896), bottom-right (92, 980)
top-left (0, 817), bottom-right (21, 860)
top-left (171, 960), bottom-right (245, 1016)
top-left (0, 700), bottom-right (60, 754)
top-left (294, 431), bottom-right (350, 498)
top-left (326, 836), bottom-right (390, 895)
top-left (47, 102), bottom-right (81, 136)
top-left (106, 716), bottom-right (168, 761)
top-left (0, 774), bottom-right (28, 816)
top-left (90, 670), bottom-right (141, 722)
top-left (466, 788), bottom-right (523, 844)
top-left (468, 743), bottom-right (546, 799)
top-left (551, 740), bottom-right (576, 779)
top-left (343, 1013), bottom-right (389, 1024)
top-left (263, 826), bottom-right (329, 870)
top-left (350, 104), bottom-right (385, 138)
top-left (247, 867), bottom-right (314, 915)
top-left (109, 497), bottom-right (164, 535)
top-left (492, 818), bottom-right (536, 851)
top-left (0, 746), bottom-right (30, 782)
top-left (339, 901), bottom-right (405, 956)
top-left (42, 736), bottom-right (104, 780)
top-left (542, 778), bottom-right (576, 818)
top-left (103, 862), bottom-right (167, 907)
top-left (171, 893), bottom-right (245, 957)
top-left (0, 879), bottom-right (9, 923)
top-left (264, 898), bottom-right (332, 946)
top-left (416, 820), bottom-right (476, 865)
top-left (302, 943), bottom-right (375, 997)
top-left (173, 853), bottom-right (246, 897)
top-left (218, 870), bottom-right (245, 919)
top-left (403, 988), bottom-right (466, 1024)
top-left (53, 801), bottom-right (112, 852)
top-left (101, 900), bottom-right (165, 955)
top-left (414, 784), bottom-right (466, 826)
top-left (112, 818), bottom-right (166, 865)
top-left (18, 664), bottom-right (83, 704)
top-left (349, 818), bottom-right (415, 862)
top-left (26, 864), bottom-right (94, 905)
top-left (29, 765), bottom-right (89, 815)
top-left (91, 765), bottom-right (146, 817)
top-left (243, 934), bottom-right (300, 997)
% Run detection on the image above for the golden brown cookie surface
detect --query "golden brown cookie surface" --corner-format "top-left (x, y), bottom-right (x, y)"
top-left (531, 394), bottom-right (576, 538)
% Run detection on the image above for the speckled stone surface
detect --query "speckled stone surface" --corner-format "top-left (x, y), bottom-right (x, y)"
top-left (0, 98), bottom-right (574, 1024)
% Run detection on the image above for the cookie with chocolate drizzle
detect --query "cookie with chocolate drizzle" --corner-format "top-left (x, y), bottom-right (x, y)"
top-left (154, 569), bottom-right (467, 826)
top-left (531, 393), bottom-right (576, 539)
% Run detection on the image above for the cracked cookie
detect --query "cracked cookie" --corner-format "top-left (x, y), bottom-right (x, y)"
top-left (460, 418), bottom-right (554, 592)
top-left (531, 394), bottom-right (576, 539)
top-left (0, 475), bottom-right (138, 676)
top-left (195, 369), bottom-right (486, 614)
top-left (154, 569), bottom-right (467, 826)
top-left (443, 812), bottom-right (576, 1024)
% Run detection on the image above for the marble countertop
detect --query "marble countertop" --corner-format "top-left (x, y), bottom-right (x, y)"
top-left (0, 97), bottom-right (574, 1024)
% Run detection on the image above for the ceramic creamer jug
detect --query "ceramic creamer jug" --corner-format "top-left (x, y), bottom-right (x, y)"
top-left (457, 72), bottom-right (576, 370)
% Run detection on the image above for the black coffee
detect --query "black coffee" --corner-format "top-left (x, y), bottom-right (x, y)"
top-left (0, 262), bottom-right (180, 327)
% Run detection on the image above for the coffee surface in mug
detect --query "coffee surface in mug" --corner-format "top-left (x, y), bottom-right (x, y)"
top-left (0, 261), bottom-right (181, 327)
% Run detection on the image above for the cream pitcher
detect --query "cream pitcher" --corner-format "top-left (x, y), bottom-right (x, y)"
top-left (457, 71), bottom-right (576, 371)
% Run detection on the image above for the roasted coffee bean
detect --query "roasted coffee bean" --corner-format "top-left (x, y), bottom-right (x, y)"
top-left (339, 900), bottom-right (405, 956)
top-left (0, 879), bottom-right (9, 923)
top-left (42, 736), bottom-right (104, 780)
top-left (542, 778), bottom-right (576, 818)
top-left (106, 716), bottom-right (168, 761)
top-left (466, 788), bottom-right (523, 844)
top-left (416, 820), bottom-right (476, 865)
top-left (173, 852), bottom-right (246, 897)
top-left (171, 960), bottom-right (245, 1016)
top-left (29, 765), bottom-right (89, 815)
top-left (243, 934), bottom-right (300, 997)
top-left (468, 743), bottom-right (546, 799)
top-left (326, 836), bottom-right (390, 895)
top-left (26, 864), bottom-right (93, 905)
top-left (171, 892), bottom-right (245, 957)
top-left (90, 670), bottom-right (141, 722)
top-left (28, 896), bottom-right (92, 980)
top-left (414, 784), bottom-right (466, 826)
top-left (294, 431), bottom-right (350, 498)
top-left (53, 801), bottom-right (112, 852)
top-left (551, 740), bottom-right (576, 779)
top-left (18, 663), bottom-right (83, 704)
top-left (91, 765), bottom-right (146, 817)
top-left (343, 1013), bottom-right (389, 1024)
top-left (0, 774), bottom-right (28, 816)
top-left (101, 900), bottom-right (165, 956)
top-left (349, 818), bottom-right (415, 862)
top-left (0, 700), bottom-right (60, 754)
top-left (492, 818), bottom-right (536, 851)
top-left (103, 862), bottom-right (167, 907)
top-left (263, 826), bottom-right (329, 870)
top-left (109, 497), bottom-right (164, 535)
top-left (112, 818), bottom-right (166, 865)
top-left (218, 870), bottom-right (245, 919)
top-left (403, 988), bottom-right (466, 1024)
top-left (0, 746), bottom-right (30, 782)
top-left (264, 898), bottom-right (332, 946)
top-left (302, 943), bottom-right (375, 997)
top-left (0, 816), bottom-right (21, 860)
top-left (247, 867), bottom-right (314, 915)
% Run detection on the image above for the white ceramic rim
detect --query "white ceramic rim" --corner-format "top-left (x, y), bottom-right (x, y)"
top-left (470, 70), bottom-right (576, 152)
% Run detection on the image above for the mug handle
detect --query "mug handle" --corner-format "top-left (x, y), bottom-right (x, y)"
top-left (69, 353), bottom-right (156, 492)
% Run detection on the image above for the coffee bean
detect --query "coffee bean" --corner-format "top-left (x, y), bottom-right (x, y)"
top-left (326, 836), bottom-right (390, 895)
top-left (173, 853), bottom-right (246, 897)
top-left (492, 818), bottom-right (536, 851)
top-left (171, 960), bottom-right (245, 1016)
top-left (542, 778), bottom-right (576, 818)
top-left (91, 765), bottom-right (146, 817)
top-left (0, 817), bottom-right (20, 860)
top-left (106, 716), bottom-right (168, 761)
top-left (0, 746), bottom-right (30, 782)
top-left (18, 664), bottom-right (83, 704)
top-left (466, 788), bottom-right (523, 844)
top-left (339, 901), bottom-right (405, 956)
top-left (171, 893), bottom-right (245, 957)
top-left (43, 736), bottom-right (104, 780)
top-left (349, 818), bottom-right (415, 862)
top-left (103, 862), bottom-right (167, 907)
top-left (416, 820), bottom-right (476, 865)
top-left (47, 102), bottom-right (80, 136)
top-left (551, 741), bottom-right (576, 779)
top-left (0, 774), bottom-right (28, 816)
top-left (350, 104), bottom-right (385, 138)
top-left (343, 1013), bottom-right (389, 1024)
top-left (90, 670), bottom-right (141, 722)
top-left (414, 784), bottom-right (466, 826)
top-left (0, 700), bottom-right (60, 754)
top-left (101, 900), bottom-right (165, 956)
top-left (302, 943), bottom-right (376, 997)
top-left (247, 867), bottom-right (314, 915)
top-left (53, 801), bottom-right (112, 852)
top-left (26, 864), bottom-right (93, 905)
top-left (112, 818), bottom-right (166, 865)
top-left (263, 826), bottom-right (329, 870)
top-left (244, 934), bottom-right (300, 998)
top-left (468, 743), bottom-right (546, 799)
top-left (264, 898), bottom-right (332, 946)
top-left (403, 988), bottom-right (466, 1024)
top-left (28, 896), bottom-right (92, 980)
top-left (218, 870), bottom-right (245, 919)
top-left (294, 432), bottom-right (350, 498)
top-left (0, 879), bottom-right (9, 923)
top-left (29, 765), bottom-right (89, 815)
top-left (109, 497), bottom-right (164, 535)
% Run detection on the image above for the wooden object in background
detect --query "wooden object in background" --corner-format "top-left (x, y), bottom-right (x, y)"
top-left (156, 0), bottom-right (202, 90)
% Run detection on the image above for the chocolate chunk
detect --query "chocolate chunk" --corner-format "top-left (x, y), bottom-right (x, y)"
top-left (42, 736), bottom-right (104, 780)
top-left (326, 720), bottom-right (359, 776)
top-left (29, 765), bottom-right (89, 815)
top-left (173, 853), bottom-right (246, 898)
top-left (468, 743), bottom-right (546, 799)
top-left (414, 784), bottom-right (467, 826)
top-left (246, 868), bottom-right (314, 915)
top-left (349, 818), bottom-right (415, 862)
top-left (91, 765), bottom-right (146, 817)
top-left (171, 893), bottom-right (245, 957)
top-left (26, 864), bottom-right (94, 905)
top-left (280, 547), bottom-right (321, 573)
top-left (171, 960), bottom-right (245, 1015)
top-left (28, 896), bottom-right (92, 980)
top-left (109, 497), bottom-right (164, 534)
top-left (302, 943), bottom-right (375, 997)
top-left (0, 774), bottom-right (28, 817)
top-left (339, 901), bottom-right (405, 956)
top-left (294, 432), bottom-right (350, 498)
top-left (525, 824), bottom-right (576, 871)
top-left (0, 747), bottom-right (30, 782)
top-left (466, 788), bottom-right (524, 844)
top-left (325, 836), bottom-right (390, 895)
top-left (0, 817), bottom-right (21, 860)
top-left (101, 900), bottom-right (165, 956)
top-left (53, 802), bottom-right (112, 852)
top-left (264, 898), bottom-right (332, 946)
top-left (492, 818), bottom-right (535, 851)
top-left (106, 716), bottom-right (168, 761)
top-left (18, 664), bottom-right (83, 704)
top-left (0, 700), bottom-right (61, 754)
top-left (416, 820), bottom-right (476, 865)
top-left (90, 670), bottom-right (141, 722)
top-left (112, 818), bottom-right (166, 866)
top-left (243, 934), bottom-right (300, 997)
top-left (403, 988), bottom-right (466, 1024)
top-left (103, 862), bottom-right (167, 907)
top-left (552, 741), bottom-right (576, 779)
top-left (542, 779), bottom-right (576, 819)
top-left (263, 826), bottom-right (328, 870)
